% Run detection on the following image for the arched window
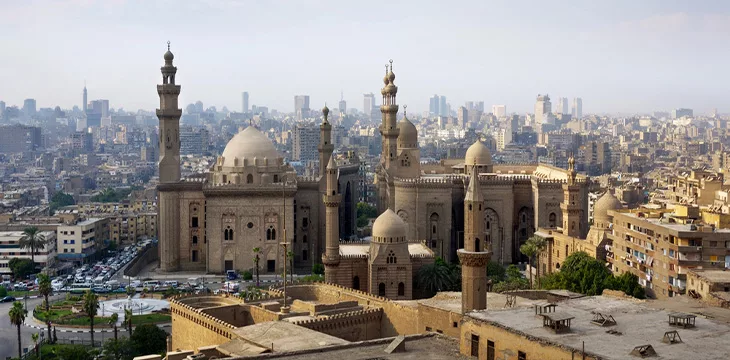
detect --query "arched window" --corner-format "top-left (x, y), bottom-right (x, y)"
top-left (266, 228), bottom-right (271, 240)
top-left (387, 250), bottom-right (397, 264)
top-left (273, 174), bottom-right (278, 183)
top-left (398, 282), bottom-right (405, 296)
top-left (378, 283), bottom-right (386, 296)
top-left (549, 213), bottom-right (557, 227)
top-left (468, 204), bottom-right (472, 211)
top-left (192, 235), bottom-right (198, 244)
top-left (271, 228), bottom-right (276, 240)
top-left (571, 221), bottom-right (576, 230)
top-left (246, 174), bottom-right (253, 184)
top-left (303, 235), bottom-right (308, 243)
top-left (353, 276), bottom-right (360, 290)
top-left (474, 238), bottom-right (480, 252)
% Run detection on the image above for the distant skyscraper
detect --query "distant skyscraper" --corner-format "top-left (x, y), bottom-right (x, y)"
top-left (242, 92), bottom-right (249, 112)
top-left (82, 84), bottom-right (88, 112)
top-left (534, 94), bottom-right (552, 125)
top-left (294, 95), bottom-right (310, 120)
top-left (457, 106), bottom-right (468, 128)
top-left (429, 94), bottom-right (440, 115)
top-left (23, 99), bottom-right (36, 116)
top-left (556, 97), bottom-right (569, 115)
top-left (363, 93), bottom-right (376, 116)
top-left (338, 92), bottom-right (346, 114)
top-left (0, 101), bottom-right (5, 118)
top-left (439, 96), bottom-right (447, 116)
top-left (492, 105), bottom-right (506, 118)
top-left (671, 108), bottom-right (693, 119)
top-left (572, 98), bottom-right (582, 119)
top-left (292, 123), bottom-right (320, 161)
top-left (100, 99), bottom-right (109, 118)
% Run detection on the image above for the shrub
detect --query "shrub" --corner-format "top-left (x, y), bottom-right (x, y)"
top-left (242, 270), bottom-right (253, 281)
top-left (312, 263), bottom-right (325, 275)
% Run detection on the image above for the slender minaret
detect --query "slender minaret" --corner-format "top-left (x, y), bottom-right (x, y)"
top-left (380, 60), bottom-right (399, 171)
top-left (561, 155), bottom-right (582, 237)
top-left (322, 155), bottom-right (341, 284)
top-left (318, 105), bottom-right (333, 178)
top-left (458, 166), bottom-right (491, 313)
top-left (157, 42), bottom-right (182, 272)
top-left (157, 41), bottom-right (182, 183)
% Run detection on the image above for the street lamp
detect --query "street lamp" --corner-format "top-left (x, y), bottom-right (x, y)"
top-left (279, 241), bottom-right (290, 314)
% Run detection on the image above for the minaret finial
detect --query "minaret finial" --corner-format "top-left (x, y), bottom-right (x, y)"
top-left (389, 59), bottom-right (393, 71)
top-left (167, 40), bottom-right (170, 51)
top-left (403, 105), bottom-right (407, 118)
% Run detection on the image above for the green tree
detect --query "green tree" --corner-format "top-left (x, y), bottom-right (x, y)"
top-left (101, 338), bottom-right (134, 360)
top-left (486, 261), bottom-right (506, 283)
top-left (37, 273), bottom-right (52, 341)
top-left (0, 285), bottom-right (7, 298)
top-left (109, 313), bottom-right (119, 341)
top-left (312, 263), bottom-right (324, 275)
top-left (252, 247), bottom-right (261, 286)
top-left (416, 259), bottom-right (459, 297)
top-left (49, 191), bottom-right (75, 213)
top-left (8, 258), bottom-right (35, 279)
top-left (124, 308), bottom-right (133, 334)
top-left (54, 344), bottom-right (94, 360)
top-left (130, 324), bottom-right (167, 356)
top-left (356, 202), bottom-right (377, 228)
top-left (604, 272), bottom-right (646, 299)
top-left (32, 332), bottom-right (39, 358)
top-left (242, 270), bottom-right (253, 281)
top-left (519, 241), bottom-right (537, 288)
top-left (527, 236), bottom-right (547, 287)
top-left (9, 301), bottom-right (26, 358)
top-left (82, 290), bottom-right (99, 346)
top-left (19, 226), bottom-right (46, 267)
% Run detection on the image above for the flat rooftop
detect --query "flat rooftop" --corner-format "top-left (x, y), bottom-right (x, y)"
top-left (229, 321), bottom-right (348, 355)
top-left (618, 212), bottom-right (730, 233)
top-left (690, 269), bottom-right (730, 283)
top-left (468, 296), bottom-right (730, 360)
top-left (417, 291), bottom-right (538, 314)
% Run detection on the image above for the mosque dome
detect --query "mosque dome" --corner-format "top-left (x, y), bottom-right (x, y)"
top-left (397, 116), bottom-right (418, 148)
top-left (594, 190), bottom-right (622, 224)
top-left (164, 50), bottom-right (174, 62)
top-left (372, 209), bottom-right (407, 241)
top-left (322, 105), bottom-right (330, 118)
top-left (465, 140), bottom-right (492, 166)
top-left (220, 126), bottom-right (280, 167)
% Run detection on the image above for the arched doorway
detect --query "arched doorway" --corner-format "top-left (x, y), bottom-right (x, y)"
top-left (398, 282), bottom-right (405, 296)
top-left (342, 182), bottom-right (353, 238)
top-left (378, 283), bottom-right (386, 296)
top-left (353, 276), bottom-right (360, 290)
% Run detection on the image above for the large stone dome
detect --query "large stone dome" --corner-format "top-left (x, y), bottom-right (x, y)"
top-left (465, 140), bottom-right (492, 166)
top-left (220, 126), bottom-right (280, 167)
top-left (372, 209), bottom-right (406, 242)
top-left (397, 117), bottom-right (417, 148)
top-left (594, 190), bottom-right (622, 226)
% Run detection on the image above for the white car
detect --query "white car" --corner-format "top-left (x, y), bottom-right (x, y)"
top-left (130, 280), bottom-right (142, 288)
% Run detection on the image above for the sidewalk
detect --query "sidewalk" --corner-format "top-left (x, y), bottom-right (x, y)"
top-left (128, 261), bottom-right (305, 284)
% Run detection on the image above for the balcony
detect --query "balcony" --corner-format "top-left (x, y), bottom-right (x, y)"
top-left (678, 246), bottom-right (701, 252)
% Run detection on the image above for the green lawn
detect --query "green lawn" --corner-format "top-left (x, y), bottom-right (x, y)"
top-left (130, 313), bottom-right (171, 325)
top-left (62, 315), bottom-right (112, 326)
top-left (34, 309), bottom-right (73, 322)
top-left (8, 290), bottom-right (39, 298)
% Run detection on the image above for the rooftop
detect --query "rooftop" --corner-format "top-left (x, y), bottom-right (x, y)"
top-left (690, 269), bottom-right (730, 284)
top-left (614, 211), bottom-right (730, 233)
top-left (417, 291), bottom-right (538, 314)
top-left (227, 321), bottom-right (349, 356)
top-left (467, 295), bottom-right (730, 360)
top-left (339, 241), bottom-right (433, 257)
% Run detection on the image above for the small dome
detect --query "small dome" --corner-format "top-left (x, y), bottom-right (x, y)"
top-left (397, 117), bottom-right (417, 148)
top-left (384, 83), bottom-right (397, 95)
top-left (372, 209), bottom-right (407, 240)
top-left (383, 73), bottom-right (389, 85)
top-left (220, 126), bottom-right (280, 167)
top-left (465, 140), bottom-right (492, 166)
top-left (164, 50), bottom-right (174, 62)
top-left (388, 70), bottom-right (395, 83)
top-left (594, 191), bottom-right (622, 223)
top-left (322, 105), bottom-right (329, 118)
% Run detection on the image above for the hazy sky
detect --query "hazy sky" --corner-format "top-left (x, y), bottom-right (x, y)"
top-left (1, 0), bottom-right (729, 115)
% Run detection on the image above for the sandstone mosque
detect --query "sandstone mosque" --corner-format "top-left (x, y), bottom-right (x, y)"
top-left (156, 45), bottom-right (590, 300)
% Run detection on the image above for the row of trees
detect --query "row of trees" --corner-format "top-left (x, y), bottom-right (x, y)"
top-left (540, 252), bottom-right (646, 298)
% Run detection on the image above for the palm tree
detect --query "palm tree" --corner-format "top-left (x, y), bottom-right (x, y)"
top-left (37, 273), bottom-right (52, 341)
top-left (286, 250), bottom-right (294, 283)
top-left (32, 332), bottom-right (39, 358)
top-left (9, 301), bottom-right (26, 358)
top-left (416, 261), bottom-right (458, 297)
top-left (19, 226), bottom-right (46, 267)
top-left (109, 313), bottom-right (119, 341)
top-left (529, 236), bottom-right (548, 288)
top-left (253, 247), bottom-right (261, 286)
top-left (520, 241), bottom-right (537, 288)
top-left (82, 290), bottom-right (99, 347)
top-left (124, 308), bottom-right (133, 334)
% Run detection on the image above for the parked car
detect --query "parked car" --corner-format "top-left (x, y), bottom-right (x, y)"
top-left (226, 270), bottom-right (238, 280)
top-left (1, 296), bottom-right (16, 303)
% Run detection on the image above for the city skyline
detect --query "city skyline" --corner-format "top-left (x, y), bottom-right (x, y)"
top-left (1, 1), bottom-right (729, 114)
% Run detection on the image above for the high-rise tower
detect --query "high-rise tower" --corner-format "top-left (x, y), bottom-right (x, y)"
top-left (561, 156), bottom-right (582, 237)
top-left (157, 42), bottom-right (183, 273)
top-left (82, 82), bottom-right (88, 113)
top-left (458, 166), bottom-right (491, 313)
top-left (318, 105), bottom-right (333, 178)
top-left (157, 42), bottom-right (182, 183)
top-left (322, 154), bottom-right (341, 284)
top-left (380, 60), bottom-right (399, 172)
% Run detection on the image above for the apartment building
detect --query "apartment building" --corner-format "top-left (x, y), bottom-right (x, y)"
top-left (663, 169), bottom-right (723, 207)
top-left (607, 205), bottom-right (730, 299)
top-left (75, 201), bottom-right (157, 243)
top-left (0, 231), bottom-right (56, 274)
top-left (56, 218), bottom-right (109, 264)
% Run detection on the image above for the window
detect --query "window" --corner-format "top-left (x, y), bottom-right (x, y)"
top-left (192, 250), bottom-right (198, 262)
top-left (266, 226), bottom-right (276, 240)
top-left (471, 334), bottom-right (479, 357)
top-left (398, 282), bottom-right (405, 296)
top-left (247, 222), bottom-right (254, 229)
top-left (378, 283), bottom-right (386, 296)
top-left (475, 238), bottom-right (480, 252)
top-left (303, 235), bottom-right (308, 243)
top-left (191, 217), bottom-right (199, 228)
top-left (247, 174), bottom-right (253, 184)
top-left (273, 174), bottom-right (278, 183)
top-left (302, 217), bottom-right (309, 228)
top-left (387, 251), bottom-right (397, 264)
top-left (487, 340), bottom-right (495, 360)
top-left (192, 236), bottom-right (198, 244)
top-left (353, 276), bottom-right (360, 290)
top-left (549, 213), bottom-right (556, 227)
top-left (453, 322), bottom-right (458, 328)
top-left (518, 351), bottom-right (526, 360)
top-left (710, 241), bottom-right (718, 247)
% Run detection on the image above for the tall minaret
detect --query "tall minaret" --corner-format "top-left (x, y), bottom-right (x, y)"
top-left (82, 82), bottom-right (87, 113)
top-left (458, 166), bottom-right (490, 313)
top-left (561, 155), bottom-right (582, 237)
top-left (380, 60), bottom-right (399, 172)
top-left (322, 155), bottom-right (341, 284)
top-left (157, 41), bottom-right (182, 183)
top-left (157, 42), bottom-right (182, 273)
top-left (318, 105), bottom-right (333, 178)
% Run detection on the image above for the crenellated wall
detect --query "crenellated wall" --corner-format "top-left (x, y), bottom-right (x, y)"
top-left (292, 308), bottom-right (383, 341)
top-left (170, 297), bottom-right (237, 352)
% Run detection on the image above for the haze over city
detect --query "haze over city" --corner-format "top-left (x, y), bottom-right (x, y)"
top-left (2, 0), bottom-right (729, 114)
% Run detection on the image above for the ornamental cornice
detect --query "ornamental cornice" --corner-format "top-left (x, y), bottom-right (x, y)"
top-left (457, 249), bottom-right (490, 267)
